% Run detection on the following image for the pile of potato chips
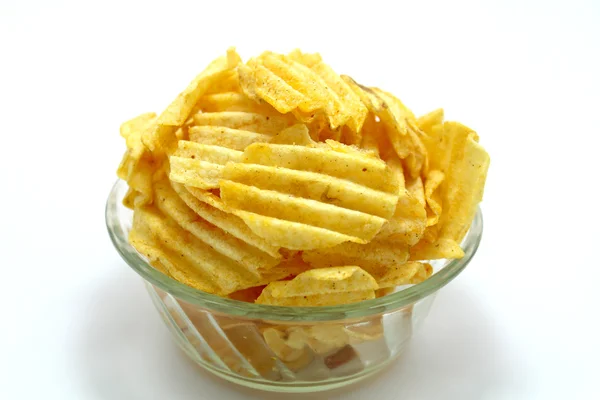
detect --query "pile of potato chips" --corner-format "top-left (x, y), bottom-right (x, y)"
top-left (117, 48), bottom-right (489, 307)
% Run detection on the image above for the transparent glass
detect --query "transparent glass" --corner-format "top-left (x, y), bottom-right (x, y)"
top-left (106, 180), bottom-right (483, 392)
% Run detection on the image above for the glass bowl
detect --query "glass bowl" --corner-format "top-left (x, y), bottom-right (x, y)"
top-left (105, 180), bottom-right (483, 393)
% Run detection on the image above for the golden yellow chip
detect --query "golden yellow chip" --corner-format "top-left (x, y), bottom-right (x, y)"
top-left (376, 262), bottom-right (433, 288)
top-left (288, 325), bottom-right (350, 355)
top-left (172, 183), bottom-right (281, 258)
top-left (341, 76), bottom-right (426, 177)
top-left (204, 68), bottom-right (241, 94)
top-left (189, 125), bottom-right (271, 151)
top-left (226, 211), bottom-right (359, 250)
top-left (168, 140), bottom-right (242, 189)
top-left (241, 143), bottom-right (400, 193)
top-left (377, 186), bottom-right (427, 246)
top-left (268, 124), bottom-right (314, 146)
top-left (308, 61), bottom-right (368, 136)
top-left (257, 289), bottom-right (375, 307)
top-left (193, 111), bottom-right (295, 135)
top-left (256, 266), bottom-right (377, 306)
top-left (262, 328), bottom-right (309, 362)
top-left (424, 169), bottom-right (445, 226)
top-left (120, 112), bottom-right (157, 140)
top-left (410, 122), bottom-right (489, 259)
top-left (222, 163), bottom-right (397, 219)
top-left (220, 141), bottom-right (400, 249)
top-left (271, 267), bottom-right (377, 297)
top-left (409, 237), bottom-right (465, 260)
top-left (439, 122), bottom-right (489, 242)
top-left (287, 49), bottom-right (322, 67)
top-left (130, 207), bottom-right (223, 294)
top-left (116, 112), bottom-right (159, 207)
top-left (154, 180), bottom-right (280, 273)
top-left (302, 240), bottom-right (410, 280)
top-left (196, 92), bottom-right (264, 113)
top-left (238, 52), bottom-right (366, 134)
top-left (220, 180), bottom-right (386, 242)
top-left (142, 51), bottom-right (239, 154)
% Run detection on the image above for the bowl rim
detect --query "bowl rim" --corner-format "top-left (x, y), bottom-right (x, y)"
top-left (106, 179), bottom-right (483, 321)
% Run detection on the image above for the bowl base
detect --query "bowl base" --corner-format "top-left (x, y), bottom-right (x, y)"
top-left (198, 353), bottom-right (399, 393)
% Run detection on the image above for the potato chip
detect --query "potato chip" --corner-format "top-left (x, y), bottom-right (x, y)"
top-left (224, 209), bottom-right (359, 250)
top-left (307, 61), bottom-right (368, 136)
top-left (262, 328), bottom-right (309, 362)
top-left (270, 267), bottom-right (377, 298)
top-left (238, 52), bottom-right (365, 133)
top-left (169, 140), bottom-right (242, 189)
top-left (376, 262), bottom-right (433, 288)
top-left (260, 254), bottom-right (312, 280)
top-left (196, 92), bottom-right (262, 113)
top-left (256, 267), bottom-right (377, 306)
top-left (411, 122), bottom-right (489, 258)
top-left (238, 61), bottom-right (304, 114)
top-left (142, 52), bottom-right (239, 154)
top-left (439, 123), bottom-right (489, 242)
top-left (130, 207), bottom-right (222, 294)
top-left (221, 163), bottom-right (398, 219)
top-left (290, 325), bottom-right (350, 355)
top-left (172, 183), bottom-right (281, 258)
top-left (287, 49), bottom-right (322, 67)
top-left (154, 180), bottom-right (280, 273)
top-left (342, 76), bottom-right (426, 177)
top-left (409, 237), bottom-right (465, 260)
top-left (193, 111), bottom-right (295, 135)
top-left (409, 262), bottom-right (434, 283)
top-left (302, 240), bottom-right (410, 280)
top-left (415, 110), bottom-right (451, 173)
top-left (204, 69), bottom-right (242, 94)
top-left (218, 141), bottom-right (401, 249)
top-left (117, 112), bottom-right (160, 207)
top-left (377, 186), bottom-right (427, 246)
top-left (120, 112), bottom-right (157, 140)
top-left (189, 126), bottom-right (271, 151)
top-left (241, 143), bottom-right (401, 193)
top-left (424, 169), bottom-right (444, 226)
top-left (268, 124), bottom-right (314, 146)
top-left (129, 214), bottom-right (172, 277)
top-left (257, 289), bottom-right (375, 307)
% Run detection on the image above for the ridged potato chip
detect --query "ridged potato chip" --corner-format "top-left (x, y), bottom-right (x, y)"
top-left (220, 141), bottom-right (400, 249)
top-left (410, 238), bottom-right (465, 260)
top-left (195, 92), bottom-right (269, 113)
top-left (342, 76), bottom-right (427, 178)
top-left (193, 111), bottom-right (295, 135)
top-left (302, 240), bottom-right (410, 280)
top-left (424, 169), bottom-right (445, 227)
top-left (169, 140), bottom-right (242, 189)
top-left (143, 50), bottom-right (240, 154)
top-left (189, 125), bottom-right (271, 151)
top-left (410, 122), bottom-right (489, 259)
top-left (172, 183), bottom-right (281, 258)
top-left (238, 52), bottom-right (366, 135)
top-left (256, 267), bottom-right (378, 306)
top-left (116, 112), bottom-right (161, 208)
top-left (376, 262), bottom-right (433, 288)
top-left (154, 180), bottom-right (280, 273)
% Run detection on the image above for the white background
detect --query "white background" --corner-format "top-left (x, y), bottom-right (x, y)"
top-left (1, 0), bottom-right (599, 398)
